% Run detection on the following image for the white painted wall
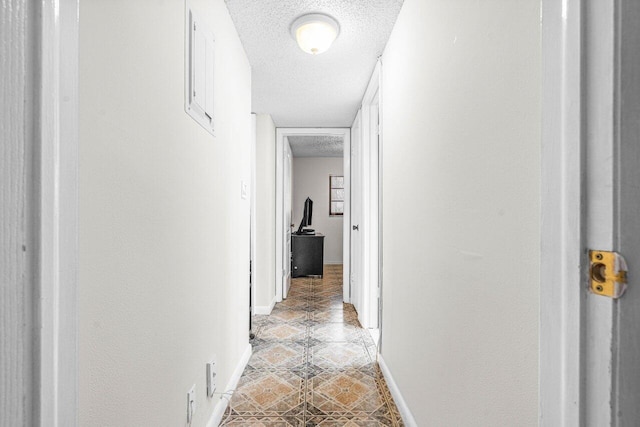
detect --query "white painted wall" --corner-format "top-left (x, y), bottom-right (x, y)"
top-left (254, 114), bottom-right (277, 312)
top-left (380, 0), bottom-right (540, 425)
top-left (79, 1), bottom-right (251, 425)
top-left (292, 157), bottom-right (344, 264)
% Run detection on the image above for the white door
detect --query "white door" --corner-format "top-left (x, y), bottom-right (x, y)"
top-left (354, 62), bottom-right (381, 331)
top-left (366, 90), bottom-right (380, 330)
top-left (283, 140), bottom-right (293, 298)
top-left (350, 112), bottom-right (363, 316)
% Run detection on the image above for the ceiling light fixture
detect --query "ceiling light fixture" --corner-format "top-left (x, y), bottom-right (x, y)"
top-left (290, 13), bottom-right (340, 55)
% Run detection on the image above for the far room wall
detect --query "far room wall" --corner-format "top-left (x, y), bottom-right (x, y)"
top-left (292, 157), bottom-right (344, 264)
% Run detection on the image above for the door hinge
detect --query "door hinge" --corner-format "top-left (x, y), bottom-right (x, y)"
top-left (589, 250), bottom-right (628, 299)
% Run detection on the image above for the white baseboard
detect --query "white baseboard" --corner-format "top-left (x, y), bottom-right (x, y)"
top-left (207, 343), bottom-right (252, 427)
top-left (254, 295), bottom-right (276, 315)
top-left (378, 354), bottom-right (418, 427)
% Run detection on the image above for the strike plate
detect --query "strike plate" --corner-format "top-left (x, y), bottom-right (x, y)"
top-left (589, 250), bottom-right (628, 299)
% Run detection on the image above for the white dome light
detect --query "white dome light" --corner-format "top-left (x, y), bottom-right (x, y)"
top-left (290, 13), bottom-right (340, 55)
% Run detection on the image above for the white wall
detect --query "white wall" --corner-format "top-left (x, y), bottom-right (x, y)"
top-left (292, 157), bottom-right (344, 264)
top-left (380, 0), bottom-right (540, 425)
top-left (79, 1), bottom-right (251, 425)
top-left (254, 114), bottom-right (276, 311)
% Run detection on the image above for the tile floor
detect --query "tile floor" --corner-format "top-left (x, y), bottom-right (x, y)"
top-left (220, 264), bottom-right (404, 426)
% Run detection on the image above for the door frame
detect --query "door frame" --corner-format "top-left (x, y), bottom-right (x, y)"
top-left (540, 0), bottom-right (582, 422)
top-left (358, 61), bottom-right (382, 330)
top-left (250, 114), bottom-right (257, 317)
top-left (23, 0), bottom-right (80, 425)
top-left (540, 0), bottom-right (638, 424)
top-left (349, 111), bottom-right (363, 317)
top-left (275, 128), bottom-right (351, 302)
top-left (41, 0), bottom-right (80, 424)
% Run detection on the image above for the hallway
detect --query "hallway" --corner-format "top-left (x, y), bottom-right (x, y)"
top-left (2, 0), bottom-right (554, 424)
top-left (221, 265), bottom-right (403, 426)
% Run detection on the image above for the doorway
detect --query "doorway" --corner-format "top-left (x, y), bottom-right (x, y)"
top-left (350, 62), bottom-right (382, 345)
top-left (275, 128), bottom-right (351, 303)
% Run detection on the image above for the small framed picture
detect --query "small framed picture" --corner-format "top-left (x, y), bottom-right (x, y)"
top-left (329, 175), bottom-right (344, 216)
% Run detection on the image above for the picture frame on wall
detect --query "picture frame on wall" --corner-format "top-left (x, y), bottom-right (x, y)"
top-left (330, 175), bottom-right (344, 216)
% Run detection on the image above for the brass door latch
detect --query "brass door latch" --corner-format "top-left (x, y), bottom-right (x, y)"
top-left (589, 250), bottom-right (628, 299)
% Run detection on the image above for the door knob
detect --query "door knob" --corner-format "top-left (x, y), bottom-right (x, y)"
top-left (352, 225), bottom-right (359, 231)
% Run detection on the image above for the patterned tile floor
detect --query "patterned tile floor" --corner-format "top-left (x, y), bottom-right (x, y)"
top-left (221, 265), bottom-right (403, 426)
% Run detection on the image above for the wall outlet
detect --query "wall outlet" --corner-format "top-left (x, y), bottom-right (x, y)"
top-left (187, 384), bottom-right (196, 423)
top-left (206, 357), bottom-right (217, 397)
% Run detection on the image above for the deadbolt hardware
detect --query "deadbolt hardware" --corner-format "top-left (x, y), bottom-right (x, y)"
top-left (589, 250), bottom-right (628, 299)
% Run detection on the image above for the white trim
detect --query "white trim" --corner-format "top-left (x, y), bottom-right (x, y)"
top-left (275, 130), bottom-right (284, 302)
top-left (376, 59), bottom-right (384, 353)
top-left (39, 0), bottom-right (79, 425)
top-left (581, 2), bottom-right (619, 425)
top-left (540, 0), bottom-right (583, 424)
top-left (377, 354), bottom-right (417, 427)
top-left (358, 62), bottom-right (381, 329)
top-left (250, 114), bottom-right (257, 316)
top-left (343, 130), bottom-right (351, 302)
top-left (349, 111), bottom-right (363, 318)
top-left (361, 61), bottom-right (381, 112)
top-left (206, 344), bottom-right (252, 427)
top-left (254, 296), bottom-right (277, 315)
top-left (275, 128), bottom-right (351, 303)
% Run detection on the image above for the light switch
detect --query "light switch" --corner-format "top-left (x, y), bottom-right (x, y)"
top-left (206, 357), bottom-right (217, 397)
top-left (241, 181), bottom-right (248, 199)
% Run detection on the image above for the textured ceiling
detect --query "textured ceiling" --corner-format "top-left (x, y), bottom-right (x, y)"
top-left (225, 0), bottom-right (403, 127)
top-left (288, 135), bottom-right (344, 157)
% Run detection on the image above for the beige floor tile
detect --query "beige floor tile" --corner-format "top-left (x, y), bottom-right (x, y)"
top-left (249, 341), bottom-right (307, 370)
top-left (223, 265), bottom-right (403, 426)
top-left (309, 342), bottom-right (373, 370)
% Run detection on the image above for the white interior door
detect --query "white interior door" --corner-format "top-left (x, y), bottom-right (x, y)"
top-left (283, 139), bottom-right (293, 298)
top-left (366, 90), bottom-right (380, 330)
top-left (250, 114), bottom-right (256, 321)
top-left (354, 62), bottom-right (381, 331)
top-left (350, 111), bottom-right (363, 316)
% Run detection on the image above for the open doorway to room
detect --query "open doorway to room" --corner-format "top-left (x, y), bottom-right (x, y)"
top-left (272, 62), bottom-right (383, 348)
top-left (275, 128), bottom-right (351, 303)
top-left (290, 136), bottom-right (345, 277)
